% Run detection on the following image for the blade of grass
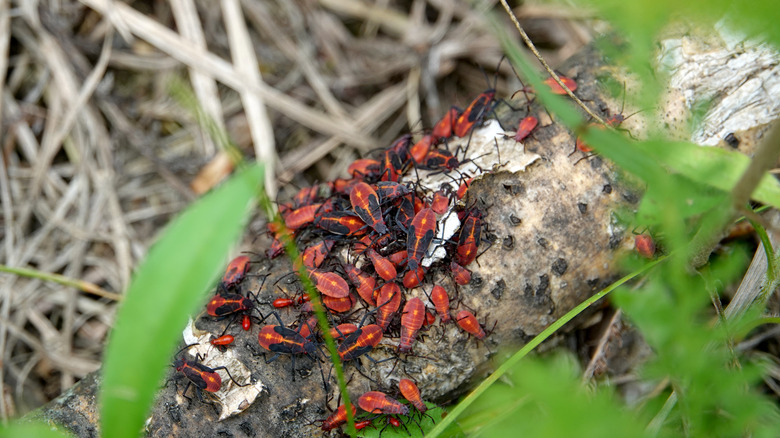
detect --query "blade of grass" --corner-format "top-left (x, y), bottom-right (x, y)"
top-left (425, 256), bottom-right (665, 438)
top-left (100, 164), bottom-right (263, 438)
top-left (0, 265), bottom-right (121, 301)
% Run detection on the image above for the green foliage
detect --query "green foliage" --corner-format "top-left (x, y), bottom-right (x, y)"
top-left (0, 423), bottom-right (74, 438)
top-left (466, 354), bottom-right (649, 438)
top-left (99, 164), bottom-right (264, 438)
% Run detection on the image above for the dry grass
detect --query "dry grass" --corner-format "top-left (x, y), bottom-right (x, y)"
top-left (0, 0), bottom-right (590, 417)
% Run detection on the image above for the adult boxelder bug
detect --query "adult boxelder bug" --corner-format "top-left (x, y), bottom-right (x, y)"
top-left (374, 181), bottom-right (412, 202)
top-left (399, 298), bottom-right (425, 353)
top-left (320, 403), bottom-right (357, 432)
top-left (453, 90), bottom-right (496, 138)
top-left (220, 255), bottom-right (251, 292)
top-left (358, 391), bottom-right (409, 415)
top-left (376, 282), bottom-right (402, 330)
top-left (398, 378), bottom-right (427, 413)
top-left (350, 182), bottom-right (388, 235)
top-left (172, 345), bottom-right (247, 404)
top-left (420, 148), bottom-right (459, 171)
top-left (514, 115), bottom-right (538, 143)
top-left (206, 293), bottom-right (255, 318)
top-left (308, 269), bottom-right (350, 298)
top-left (337, 324), bottom-right (384, 362)
top-left (407, 208), bottom-right (437, 272)
top-left (348, 158), bottom-right (382, 179)
top-left (367, 248), bottom-right (397, 281)
top-left (456, 209), bottom-right (483, 266)
top-left (257, 315), bottom-right (321, 381)
top-left (456, 310), bottom-right (485, 339)
top-left (314, 211), bottom-right (367, 236)
top-left (430, 285), bottom-right (451, 323)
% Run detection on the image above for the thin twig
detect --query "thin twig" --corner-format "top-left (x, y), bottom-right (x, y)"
top-left (0, 265), bottom-right (123, 301)
top-left (498, 0), bottom-right (607, 126)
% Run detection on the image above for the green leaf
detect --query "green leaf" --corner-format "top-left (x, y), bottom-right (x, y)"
top-left (100, 164), bottom-right (263, 438)
top-left (638, 139), bottom-right (780, 209)
top-left (0, 422), bottom-right (74, 438)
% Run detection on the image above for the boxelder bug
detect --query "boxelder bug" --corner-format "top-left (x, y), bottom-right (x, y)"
top-left (430, 285), bottom-right (451, 323)
top-left (514, 115), bottom-right (538, 143)
top-left (308, 269), bottom-right (350, 298)
top-left (172, 345), bottom-right (248, 405)
top-left (348, 158), bottom-right (382, 179)
top-left (450, 261), bottom-right (471, 285)
top-left (283, 203), bottom-right (323, 230)
top-left (206, 293), bottom-right (255, 318)
top-left (455, 209), bottom-right (483, 267)
top-left (376, 282), bottom-right (402, 330)
top-left (409, 134), bottom-right (434, 165)
top-left (320, 403), bottom-right (357, 432)
top-left (432, 107), bottom-right (461, 141)
top-left (634, 234), bottom-right (656, 258)
top-left (322, 291), bottom-right (357, 313)
top-left (358, 391), bottom-right (409, 415)
top-left (456, 310), bottom-right (485, 339)
top-left (220, 255), bottom-right (251, 292)
top-left (406, 208), bottom-right (437, 272)
top-left (257, 313), bottom-right (322, 381)
top-left (398, 378), bottom-right (427, 413)
top-left (337, 324), bottom-right (384, 362)
top-left (399, 297), bottom-right (425, 353)
top-left (453, 90), bottom-right (497, 138)
top-left (313, 211), bottom-right (366, 236)
top-left (402, 266), bottom-right (426, 288)
top-left (350, 181), bottom-right (388, 235)
top-left (367, 248), bottom-right (397, 281)
top-left (543, 75), bottom-right (578, 95)
top-left (344, 263), bottom-right (377, 306)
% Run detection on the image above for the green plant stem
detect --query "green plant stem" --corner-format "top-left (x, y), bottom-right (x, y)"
top-left (0, 264), bottom-right (122, 301)
top-left (425, 256), bottom-right (666, 438)
top-left (256, 196), bottom-right (356, 437)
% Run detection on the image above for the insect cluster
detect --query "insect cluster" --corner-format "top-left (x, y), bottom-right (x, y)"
top-left (169, 76), bottom-right (589, 432)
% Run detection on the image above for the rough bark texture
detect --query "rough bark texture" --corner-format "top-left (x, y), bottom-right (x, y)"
top-left (27, 43), bottom-right (641, 438)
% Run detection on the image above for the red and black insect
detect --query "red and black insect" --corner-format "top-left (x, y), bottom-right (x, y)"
top-left (242, 314), bottom-right (252, 331)
top-left (219, 255), bottom-right (251, 293)
top-left (358, 391), bottom-right (409, 416)
top-left (406, 208), bottom-right (437, 272)
top-left (457, 177), bottom-right (473, 200)
top-left (320, 403), bottom-right (357, 432)
top-left (257, 314), bottom-right (321, 380)
top-left (402, 266), bottom-right (426, 288)
top-left (206, 293), bottom-right (255, 318)
top-left (634, 234), bottom-right (656, 258)
top-left (329, 323), bottom-right (359, 342)
top-left (308, 269), bottom-right (350, 298)
top-left (301, 239), bottom-right (335, 269)
top-left (367, 248), bottom-right (397, 281)
top-left (172, 345), bottom-right (247, 404)
top-left (432, 107), bottom-right (461, 142)
top-left (543, 75), bottom-right (578, 95)
top-left (419, 148), bottom-right (459, 172)
top-left (430, 285), bottom-right (451, 323)
top-left (430, 189), bottom-right (450, 215)
top-left (455, 209), bottom-right (483, 267)
top-left (374, 181), bottom-right (412, 202)
top-left (350, 182), bottom-right (388, 234)
top-left (337, 324), bottom-right (384, 362)
top-left (292, 185), bottom-right (320, 208)
top-left (344, 263), bottom-right (377, 306)
top-left (376, 282), bottom-right (402, 330)
top-left (409, 134), bottom-right (434, 165)
top-left (455, 310), bottom-right (485, 339)
top-left (313, 211), bottom-right (367, 236)
top-left (398, 378), bottom-right (427, 413)
top-left (348, 158), bottom-right (382, 179)
top-left (514, 115), bottom-right (538, 143)
top-left (453, 90), bottom-right (496, 138)
top-left (210, 334), bottom-right (235, 347)
top-left (399, 297), bottom-right (425, 353)
top-left (322, 292), bottom-right (357, 313)
top-left (284, 203), bottom-right (323, 230)
top-left (450, 261), bottom-right (472, 285)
